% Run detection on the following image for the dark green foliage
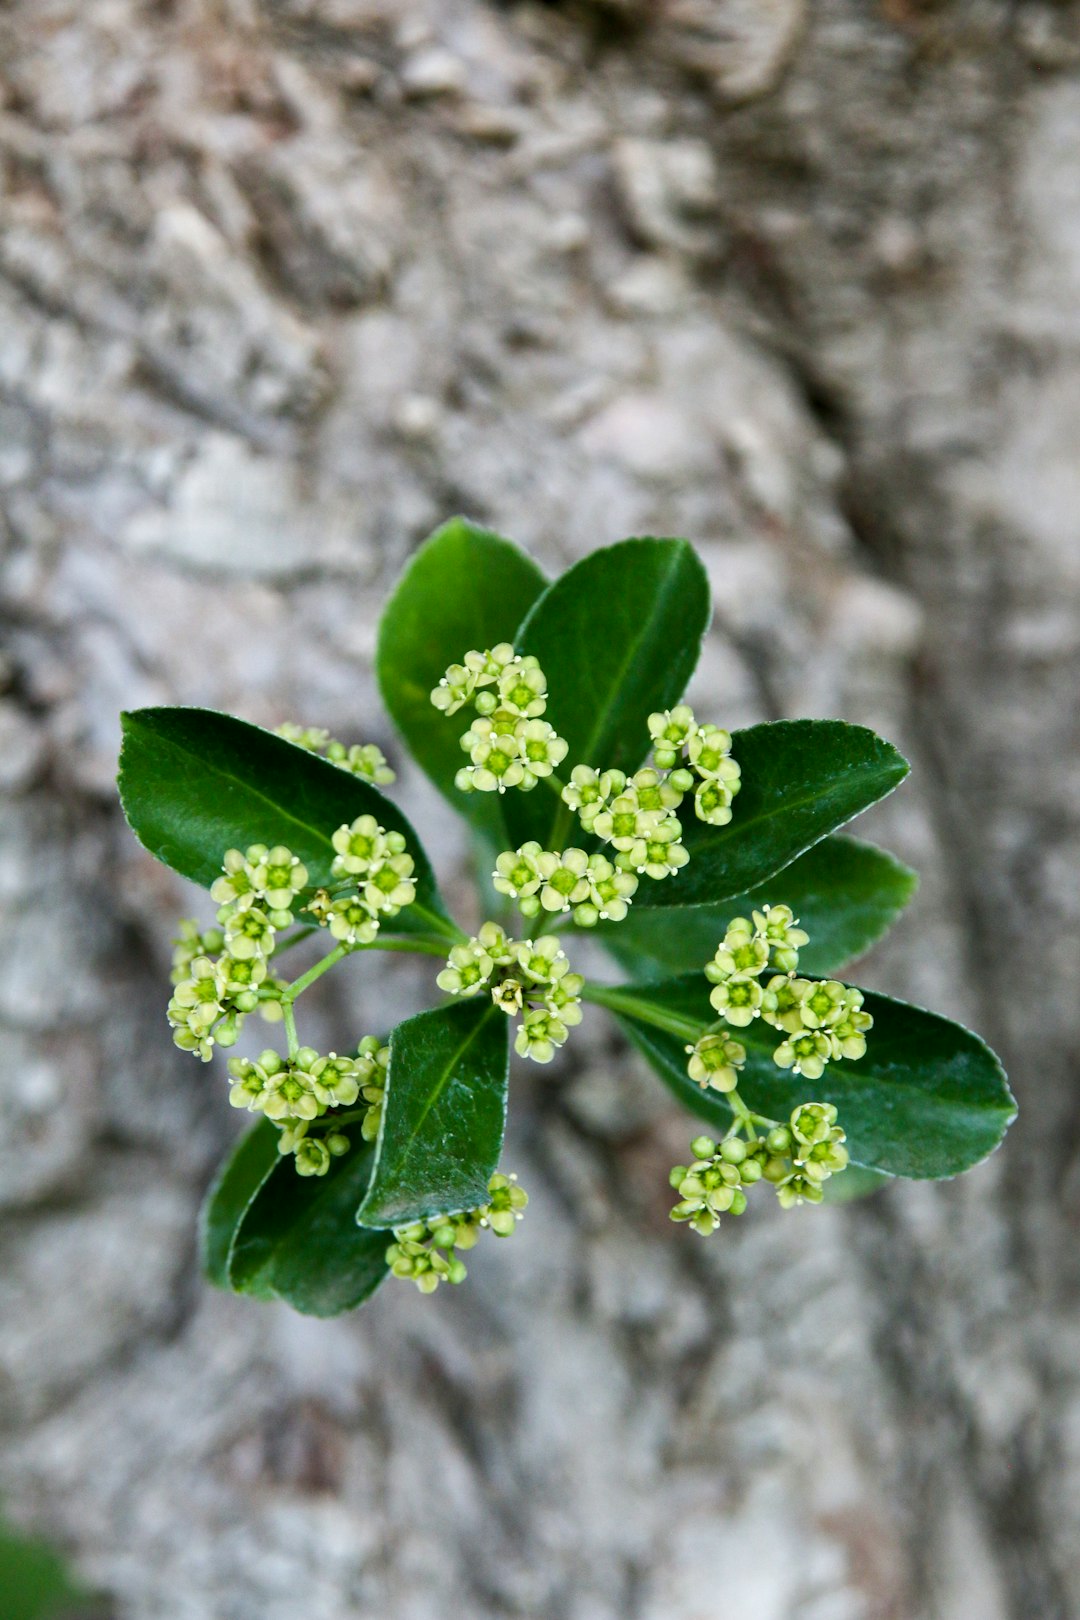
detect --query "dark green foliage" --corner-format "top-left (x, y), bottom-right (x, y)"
top-left (119, 519), bottom-right (1014, 1316)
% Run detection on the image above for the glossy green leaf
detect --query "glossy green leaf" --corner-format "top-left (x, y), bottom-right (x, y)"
top-left (376, 517), bottom-right (548, 843)
top-left (634, 719), bottom-right (910, 910)
top-left (200, 1117), bottom-right (281, 1290)
top-left (118, 707), bottom-right (456, 939)
top-left (603, 975), bottom-right (1015, 1179)
top-left (504, 537), bottom-right (712, 849)
top-left (358, 999), bottom-right (509, 1228)
top-left (229, 1138), bottom-right (388, 1316)
top-left (601, 835), bottom-right (918, 980)
top-left (0, 1512), bottom-right (93, 1620)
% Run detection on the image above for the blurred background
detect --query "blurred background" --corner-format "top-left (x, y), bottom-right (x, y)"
top-left (1, 1), bottom-right (1078, 1617)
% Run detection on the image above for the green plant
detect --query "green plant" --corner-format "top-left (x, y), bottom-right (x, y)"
top-left (0, 1509), bottom-right (95, 1620)
top-left (117, 521), bottom-right (1015, 1315)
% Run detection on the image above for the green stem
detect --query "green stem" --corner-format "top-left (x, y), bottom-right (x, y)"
top-left (727, 1087), bottom-right (760, 1139)
top-left (548, 800), bottom-right (574, 853)
top-left (282, 1000), bottom-right (299, 1060)
top-left (580, 986), bottom-right (784, 1135)
top-left (282, 943), bottom-right (350, 1001)
top-left (278, 942), bottom-right (351, 1060)
top-left (580, 983), bottom-right (703, 1043)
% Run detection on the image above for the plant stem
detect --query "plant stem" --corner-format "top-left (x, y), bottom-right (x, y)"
top-left (548, 801), bottom-right (574, 852)
top-left (275, 930), bottom-right (454, 1055)
top-left (282, 942), bottom-right (350, 1001)
top-left (580, 983), bottom-right (703, 1043)
top-left (727, 1087), bottom-right (760, 1138)
top-left (581, 986), bottom-right (785, 1134)
top-left (282, 1000), bottom-right (299, 1060)
top-left (277, 942), bottom-right (350, 1059)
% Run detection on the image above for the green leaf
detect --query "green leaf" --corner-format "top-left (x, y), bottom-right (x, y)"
top-left (503, 537), bottom-right (712, 849)
top-left (228, 1138), bottom-right (388, 1316)
top-left (634, 719), bottom-right (910, 910)
top-left (118, 706), bottom-right (456, 940)
top-left (200, 1117), bottom-right (281, 1290)
top-left (358, 999), bottom-right (509, 1228)
top-left (601, 835), bottom-right (918, 980)
top-left (0, 1512), bottom-right (93, 1620)
top-left (376, 517), bottom-right (548, 843)
top-left (603, 975), bottom-right (1015, 1179)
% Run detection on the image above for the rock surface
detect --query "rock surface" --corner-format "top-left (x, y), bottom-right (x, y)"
top-left (0, 1), bottom-right (1077, 1617)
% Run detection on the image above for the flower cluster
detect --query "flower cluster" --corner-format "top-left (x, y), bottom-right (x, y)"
top-left (386, 1172), bottom-right (528, 1292)
top-left (276, 724), bottom-right (395, 786)
top-left (227, 1041), bottom-right (378, 1174)
top-left (647, 705), bottom-right (741, 826)
top-left (667, 906), bottom-right (870, 1234)
top-left (492, 841), bottom-right (640, 925)
top-left (429, 649), bottom-right (741, 927)
top-left (167, 831), bottom-right (399, 1177)
top-left (548, 762), bottom-right (694, 925)
top-left (704, 906), bottom-right (873, 1081)
top-left (430, 644), bottom-right (569, 794)
top-left (669, 1104), bottom-right (850, 1232)
top-left (166, 844), bottom-right (307, 1060)
top-left (490, 808), bottom-right (691, 929)
top-left (436, 924), bottom-right (584, 1064)
top-left (499, 703), bottom-right (737, 929)
top-left (307, 815), bottom-right (417, 945)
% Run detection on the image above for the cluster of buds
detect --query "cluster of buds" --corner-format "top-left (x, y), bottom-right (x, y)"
top-left (430, 644), bottom-right (569, 794)
top-left (703, 906), bottom-right (873, 1081)
top-left (647, 705), bottom-right (741, 826)
top-left (429, 655), bottom-right (743, 926)
top-left (227, 1043), bottom-right (371, 1174)
top-left (436, 924), bottom-right (584, 1063)
top-left (668, 906), bottom-right (869, 1234)
top-left (167, 831), bottom-right (398, 1177)
top-left (558, 765), bottom-right (692, 903)
top-left (305, 815), bottom-right (417, 945)
top-left (386, 1172), bottom-right (528, 1292)
top-left (490, 803), bottom-right (690, 928)
top-left (493, 840), bottom-right (639, 925)
top-left (357, 1036), bottom-right (390, 1142)
top-left (275, 724), bottom-right (395, 786)
top-left (166, 844), bottom-right (308, 1059)
top-left (536, 706), bottom-right (740, 924)
top-left (670, 1103), bottom-right (849, 1231)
